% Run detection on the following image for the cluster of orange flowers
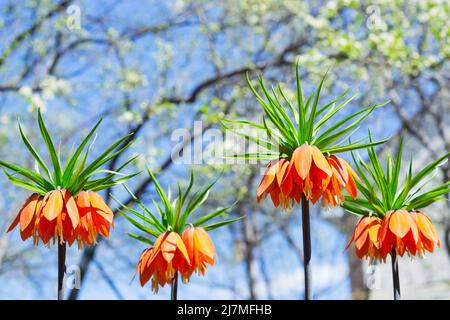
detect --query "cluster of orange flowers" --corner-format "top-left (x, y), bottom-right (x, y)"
top-left (347, 209), bottom-right (440, 262)
top-left (137, 227), bottom-right (216, 292)
top-left (257, 144), bottom-right (359, 209)
top-left (7, 190), bottom-right (114, 247)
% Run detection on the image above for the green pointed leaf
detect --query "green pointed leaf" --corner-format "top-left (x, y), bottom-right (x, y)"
top-left (18, 121), bottom-right (52, 182)
top-left (203, 216), bottom-right (244, 231)
top-left (117, 208), bottom-right (161, 238)
top-left (192, 204), bottom-right (235, 227)
top-left (127, 233), bottom-right (154, 245)
top-left (37, 109), bottom-right (63, 185)
top-left (62, 118), bottom-right (102, 184)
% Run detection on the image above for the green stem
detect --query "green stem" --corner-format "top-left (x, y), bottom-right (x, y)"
top-left (301, 194), bottom-right (312, 300)
top-left (171, 272), bottom-right (179, 300)
top-left (58, 238), bottom-right (66, 300)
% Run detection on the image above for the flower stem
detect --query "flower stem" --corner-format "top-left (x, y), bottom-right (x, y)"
top-left (391, 249), bottom-right (401, 300)
top-left (171, 272), bottom-right (179, 300)
top-left (58, 238), bottom-right (66, 300)
top-left (301, 194), bottom-right (312, 300)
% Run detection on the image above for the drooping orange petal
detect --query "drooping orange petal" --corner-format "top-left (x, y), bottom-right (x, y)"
top-left (182, 227), bottom-right (195, 260)
top-left (76, 191), bottom-right (91, 209)
top-left (311, 146), bottom-right (332, 176)
top-left (420, 236), bottom-right (436, 253)
top-left (345, 175), bottom-right (358, 199)
top-left (7, 194), bottom-right (38, 233)
top-left (415, 212), bottom-right (439, 242)
top-left (388, 210), bottom-right (411, 238)
top-left (175, 232), bottom-right (191, 264)
top-left (293, 144), bottom-right (312, 180)
top-left (139, 248), bottom-right (153, 287)
top-left (280, 167), bottom-right (293, 196)
top-left (276, 159), bottom-right (288, 186)
top-left (353, 217), bottom-right (370, 250)
top-left (193, 228), bottom-right (216, 260)
top-left (94, 209), bottom-right (114, 224)
top-left (407, 213), bottom-right (419, 243)
top-left (62, 189), bottom-right (79, 229)
top-left (269, 185), bottom-right (280, 207)
top-left (329, 159), bottom-right (345, 186)
top-left (257, 163), bottom-right (277, 197)
top-left (368, 220), bottom-right (381, 248)
top-left (88, 192), bottom-right (113, 215)
top-left (379, 211), bottom-right (392, 243)
top-left (290, 161), bottom-right (303, 190)
top-left (160, 232), bottom-right (177, 263)
top-left (19, 194), bottom-right (40, 232)
top-left (334, 156), bottom-right (349, 182)
top-left (42, 190), bottom-right (63, 221)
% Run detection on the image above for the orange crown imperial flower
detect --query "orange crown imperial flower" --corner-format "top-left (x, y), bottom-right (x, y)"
top-left (379, 210), bottom-right (440, 258)
top-left (1, 110), bottom-right (137, 247)
top-left (34, 189), bottom-right (79, 245)
top-left (257, 145), bottom-right (360, 209)
top-left (223, 64), bottom-right (387, 210)
top-left (137, 232), bottom-right (191, 293)
top-left (75, 191), bottom-right (115, 247)
top-left (344, 138), bottom-right (449, 262)
top-left (116, 168), bottom-right (239, 294)
top-left (346, 216), bottom-right (383, 262)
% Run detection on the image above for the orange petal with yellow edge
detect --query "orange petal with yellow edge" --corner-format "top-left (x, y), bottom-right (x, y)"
top-left (311, 146), bottom-right (332, 176)
top-left (62, 189), bottom-right (79, 229)
top-left (76, 191), bottom-right (91, 209)
top-left (293, 144), bottom-right (312, 180)
top-left (345, 175), bottom-right (358, 199)
top-left (368, 219), bottom-right (381, 248)
top-left (276, 159), bottom-right (288, 186)
top-left (257, 164), bottom-right (277, 197)
top-left (88, 192), bottom-right (113, 215)
top-left (43, 190), bottom-right (63, 221)
top-left (334, 156), bottom-right (349, 182)
top-left (415, 212), bottom-right (439, 242)
top-left (16, 194), bottom-right (39, 232)
top-left (353, 217), bottom-right (370, 249)
top-left (389, 210), bottom-right (411, 238)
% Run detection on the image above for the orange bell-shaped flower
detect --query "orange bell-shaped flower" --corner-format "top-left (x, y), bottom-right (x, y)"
top-left (137, 231), bottom-right (191, 293)
top-left (347, 216), bottom-right (384, 262)
top-left (181, 227), bottom-right (216, 281)
top-left (322, 155), bottom-right (358, 207)
top-left (257, 144), bottom-right (359, 209)
top-left (34, 189), bottom-right (79, 245)
top-left (380, 210), bottom-right (440, 258)
top-left (75, 191), bottom-right (114, 247)
top-left (411, 211), bottom-right (440, 255)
